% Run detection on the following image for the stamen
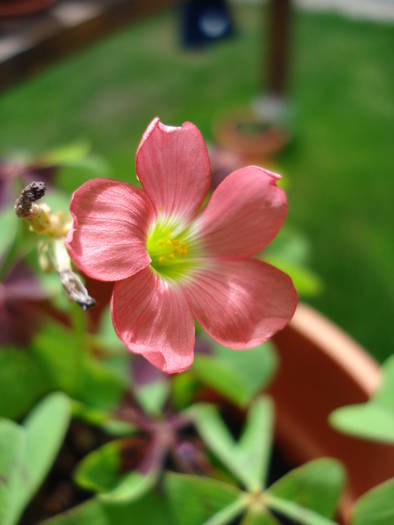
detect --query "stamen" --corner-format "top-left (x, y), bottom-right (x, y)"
top-left (146, 219), bottom-right (199, 280)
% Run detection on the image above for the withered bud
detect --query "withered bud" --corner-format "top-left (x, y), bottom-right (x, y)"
top-left (59, 270), bottom-right (96, 311)
top-left (14, 181), bottom-right (46, 217)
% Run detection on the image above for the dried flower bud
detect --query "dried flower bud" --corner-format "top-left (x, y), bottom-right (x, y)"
top-left (14, 181), bottom-right (46, 217)
top-left (59, 270), bottom-right (96, 311)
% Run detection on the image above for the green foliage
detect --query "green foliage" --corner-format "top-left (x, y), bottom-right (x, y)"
top-left (134, 378), bottom-right (169, 416)
top-left (238, 398), bottom-right (273, 489)
top-left (0, 421), bottom-right (25, 525)
top-left (0, 348), bottom-right (50, 419)
top-left (74, 437), bottom-right (158, 504)
top-left (351, 478), bottom-right (394, 525)
top-left (240, 510), bottom-right (281, 525)
top-left (266, 459), bottom-right (345, 522)
top-left (41, 491), bottom-right (173, 525)
top-left (165, 473), bottom-right (244, 525)
top-left (74, 440), bottom-right (123, 493)
top-left (190, 397), bottom-right (273, 491)
top-left (194, 340), bottom-right (278, 408)
top-left (330, 356), bottom-right (394, 443)
top-left (32, 320), bottom-right (127, 411)
top-left (186, 398), bottom-right (345, 525)
top-left (263, 228), bottom-right (323, 298)
top-left (71, 401), bottom-right (135, 437)
top-left (0, 207), bottom-right (18, 260)
top-left (0, 393), bottom-right (71, 525)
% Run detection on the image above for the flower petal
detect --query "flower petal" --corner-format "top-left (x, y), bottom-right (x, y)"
top-left (136, 117), bottom-right (210, 222)
top-left (196, 166), bottom-right (287, 257)
top-left (183, 258), bottom-right (297, 349)
top-left (111, 267), bottom-right (195, 374)
top-left (66, 179), bottom-right (154, 281)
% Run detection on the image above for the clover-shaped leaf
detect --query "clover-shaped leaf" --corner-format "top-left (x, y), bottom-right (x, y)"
top-left (165, 473), bottom-right (245, 525)
top-left (330, 356), bottom-right (394, 444)
top-left (189, 397), bottom-right (273, 491)
top-left (350, 478), bottom-right (394, 525)
top-left (181, 397), bottom-right (344, 525)
top-left (0, 393), bottom-right (71, 525)
top-left (265, 459), bottom-right (345, 524)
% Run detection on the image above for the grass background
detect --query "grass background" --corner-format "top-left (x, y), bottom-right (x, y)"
top-left (0, 5), bottom-right (393, 362)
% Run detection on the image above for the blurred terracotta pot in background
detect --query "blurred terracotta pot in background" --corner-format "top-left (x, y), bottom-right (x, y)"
top-left (0, 0), bottom-right (54, 17)
top-left (270, 303), bottom-right (394, 524)
top-left (213, 111), bottom-right (290, 165)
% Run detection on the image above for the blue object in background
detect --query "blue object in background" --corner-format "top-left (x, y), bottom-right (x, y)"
top-left (180, 0), bottom-right (235, 49)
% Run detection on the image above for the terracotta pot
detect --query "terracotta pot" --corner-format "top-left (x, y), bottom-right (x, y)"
top-left (0, 0), bottom-right (54, 17)
top-left (270, 303), bottom-right (394, 524)
top-left (213, 111), bottom-right (290, 165)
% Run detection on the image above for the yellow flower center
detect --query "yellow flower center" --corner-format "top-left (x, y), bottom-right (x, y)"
top-left (146, 219), bottom-right (198, 281)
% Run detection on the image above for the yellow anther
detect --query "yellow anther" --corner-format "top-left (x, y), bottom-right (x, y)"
top-left (158, 239), bottom-right (164, 246)
top-left (179, 250), bottom-right (186, 257)
top-left (173, 239), bottom-right (179, 245)
top-left (166, 239), bottom-right (172, 246)
top-left (174, 247), bottom-right (180, 254)
top-left (158, 256), bottom-right (166, 264)
top-left (168, 254), bottom-right (175, 260)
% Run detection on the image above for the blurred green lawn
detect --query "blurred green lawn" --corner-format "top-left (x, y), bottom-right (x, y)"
top-left (0, 6), bottom-right (393, 362)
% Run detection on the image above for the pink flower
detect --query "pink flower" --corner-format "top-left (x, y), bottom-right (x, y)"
top-left (66, 118), bottom-right (297, 373)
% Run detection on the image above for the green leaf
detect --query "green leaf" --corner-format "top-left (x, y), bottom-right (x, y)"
top-left (72, 401), bottom-right (135, 437)
top-left (44, 189), bottom-right (72, 215)
top-left (374, 355), bottom-right (394, 410)
top-left (351, 478), bottom-right (394, 525)
top-left (238, 397), bottom-right (273, 489)
top-left (263, 227), bottom-right (311, 266)
top-left (330, 403), bottom-right (394, 444)
top-left (204, 497), bottom-right (249, 525)
top-left (0, 348), bottom-right (50, 419)
top-left (80, 357), bottom-right (126, 410)
top-left (0, 420), bottom-right (25, 525)
top-left (240, 509), bottom-right (281, 525)
top-left (264, 495), bottom-right (338, 525)
top-left (74, 440), bottom-right (123, 493)
top-left (40, 141), bottom-right (91, 165)
top-left (74, 439), bottom-right (157, 503)
top-left (99, 470), bottom-right (158, 503)
top-left (266, 458), bottom-right (345, 523)
top-left (14, 393), bottom-right (71, 520)
top-left (134, 378), bottom-right (169, 416)
top-left (96, 307), bottom-right (124, 351)
top-left (0, 393), bottom-right (71, 524)
top-left (264, 256), bottom-right (323, 298)
top-left (32, 321), bottom-right (83, 395)
top-left (190, 404), bottom-right (250, 488)
top-left (194, 341), bottom-right (277, 407)
top-left (330, 356), bottom-right (394, 444)
top-left (165, 472), bottom-right (243, 525)
top-left (190, 398), bottom-right (274, 491)
top-left (32, 321), bottom-right (126, 410)
top-left (262, 227), bottom-right (322, 298)
top-left (0, 207), bottom-right (18, 259)
top-left (42, 491), bottom-right (173, 525)
top-left (171, 371), bottom-right (198, 410)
